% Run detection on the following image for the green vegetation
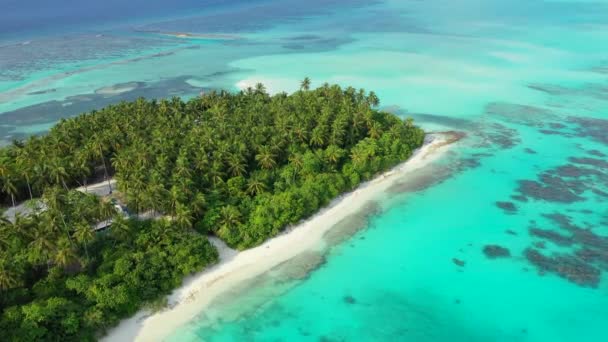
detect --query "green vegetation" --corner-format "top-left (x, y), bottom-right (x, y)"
top-left (0, 82), bottom-right (424, 340)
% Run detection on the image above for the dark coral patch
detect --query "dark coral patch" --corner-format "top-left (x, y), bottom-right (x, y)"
top-left (483, 123), bottom-right (521, 149)
top-left (527, 84), bottom-right (569, 96)
top-left (543, 213), bottom-right (608, 249)
top-left (485, 102), bottom-right (555, 127)
top-left (513, 153), bottom-right (608, 203)
top-left (539, 173), bottom-right (588, 193)
top-left (496, 201), bottom-right (517, 213)
top-left (517, 179), bottom-right (585, 203)
top-left (522, 212), bottom-right (608, 288)
top-left (568, 116), bottom-right (608, 145)
top-left (552, 164), bottom-right (601, 178)
top-left (343, 295), bottom-right (357, 304)
top-left (588, 149), bottom-right (606, 158)
top-left (548, 122), bottom-right (567, 129)
top-left (593, 189), bottom-right (608, 198)
top-left (483, 245), bottom-right (511, 259)
top-left (525, 248), bottom-right (601, 288)
top-left (452, 258), bottom-right (465, 267)
top-left (576, 248), bottom-right (608, 268)
top-left (542, 213), bottom-right (579, 230)
top-left (387, 134), bottom-right (474, 195)
top-left (539, 129), bottom-right (569, 136)
top-left (529, 228), bottom-right (573, 246)
top-left (568, 157), bottom-right (608, 170)
top-left (511, 195), bottom-right (528, 202)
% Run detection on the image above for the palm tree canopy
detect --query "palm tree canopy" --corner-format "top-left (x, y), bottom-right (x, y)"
top-left (0, 83), bottom-right (425, 340)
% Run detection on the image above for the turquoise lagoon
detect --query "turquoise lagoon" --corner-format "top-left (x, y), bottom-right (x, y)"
top-left (2, 0), bottom-right (608, 341)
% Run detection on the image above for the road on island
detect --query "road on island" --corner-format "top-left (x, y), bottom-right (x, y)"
top-left (3, 179), bottom-right (117, 222)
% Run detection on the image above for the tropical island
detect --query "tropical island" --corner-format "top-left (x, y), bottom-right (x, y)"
top-left (0, 80), bottom-right (426, 341)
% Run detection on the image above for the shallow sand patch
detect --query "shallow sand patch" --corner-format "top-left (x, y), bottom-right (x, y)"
top-left (95, 82), bottom-right (143, 96)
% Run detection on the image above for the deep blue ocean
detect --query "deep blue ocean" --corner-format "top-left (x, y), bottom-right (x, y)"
top-left (1, 0), bottom-right (245, 39)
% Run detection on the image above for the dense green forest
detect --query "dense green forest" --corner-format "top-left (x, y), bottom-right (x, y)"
top-left (0, 81), bottom-right (424, 340)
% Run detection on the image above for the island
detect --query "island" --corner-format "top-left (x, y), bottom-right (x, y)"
top-left (0, 80), bottom-right (425, 341)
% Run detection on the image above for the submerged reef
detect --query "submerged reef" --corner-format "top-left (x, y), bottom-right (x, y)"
top-left (515, 154), bottom-right (608, 203)
top-left (568, 117), bottom-right (608, 146)
top-left (479, 123), bottom-right (521, 149)
top-left (525, 248), bottom-right (601, 288)
top-left (496, 201), bottom-right (517, 214)
top-left (343, 295), bottom-right (357, 304)
top-left (529, 227), bottom-right (573, 247)
top-left (521, 212), bottom-right (608, 288)
top-left (452, 258), bottom-right (466, 267)
top-left (484, 102), bottom-right (555, 127)
top-left (483, 245), bottom-right (511, 259)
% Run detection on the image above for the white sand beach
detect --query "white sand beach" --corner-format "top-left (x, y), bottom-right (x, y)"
top-left (102, 132), bottom-right (458, 342)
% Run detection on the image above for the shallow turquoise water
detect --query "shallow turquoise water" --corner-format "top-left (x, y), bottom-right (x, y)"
top-left (2, 0), bottom-right (608, 341)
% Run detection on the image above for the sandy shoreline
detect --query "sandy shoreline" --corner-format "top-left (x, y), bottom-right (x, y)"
top-left (102, 132), bottom-right (458, 342)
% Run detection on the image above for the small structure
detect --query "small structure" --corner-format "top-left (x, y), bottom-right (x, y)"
top-left (93, 201), bottom-right (129, 232)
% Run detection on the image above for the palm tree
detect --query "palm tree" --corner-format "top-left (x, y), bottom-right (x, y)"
top-left (15, 147), bottom-right (35, 200)
top-left (288, 153), bottom-right (304, 182)
top-left (351, 148), bottom-right (368, 168)
top-left (174, 202), bottom-right (193, 229)
top-left (405, 117), bottom-right (414, 128)
top-left (74, 222), bottom-right (94, 259)
top-left (1, 175), bottom-right (17, 208)
top-left (350, 114), bottom-right (366, 143)
top-left (109, 215), bottom-right (131, 243)
top-left (325, 145), bottom-right (344, 166)
top-left (73, 151), bottom-right (91, 192)
top-left (217, 205), bottom-right (241, 236)
top-left (255, 146), bottom-right (276, 170)
top-left (42, 188), bottom-right (77, 247)
top-left (369, 122), bottom-right (383, 139)
top-left (0, 261), bottom-right (20, 290)
top-left (254, 83), bottom-right (266, 94)
top-left (47, 158), bottom-right (70, 190)
top-left (28, 226), bottom-right (55, 266)
top-left (42, 186), bottom-right (64, 212)
top-left (208, 161), bottom-right (225, 187)
top-left (368, 91), bottom-right (380, 107)
top-left (90, 134), bottom-right (113, 194)
top-left (310, 128), bottom-right (325, 148)
top-left (54, 238), bottom-right (79, 269)
top-left (247, 176), bottom-right (266, 196)
top-left (293, 125), bottom-right (308, 143)
top-left (300, 77), bottom-right (311, 91)
top-left (388, 124), bottom-right (402, 139)
top-left (227, 154), bottom-right (247, 177)
top-left (98, 200), bottom-right (117, 221)
top-left (0, 223), bottom-right (11, 250)
top-left (190, 192), bottom-right (207, 217)
top-left (193, 149), bottom-right (209, 172)
top-left (143, 178), bottom-right (165, 216)
top-left (174, 154), bottom-right (192, 179)
top-left (168, 185), bottom-right (183, 216)
top-left (363, 110), bottom-right (375, 130)
top-left (12, 214), bottom-right (33, 244)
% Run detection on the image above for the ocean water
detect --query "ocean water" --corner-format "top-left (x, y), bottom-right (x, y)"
top-left (2, 0), bottom-right (608, 341)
